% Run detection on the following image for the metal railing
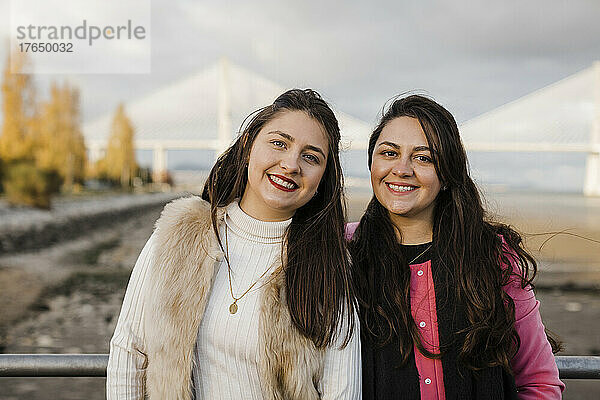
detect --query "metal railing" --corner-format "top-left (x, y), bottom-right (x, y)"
top-left (0, 354), bottom-right (599, 379)
top-left (557, 356), bottom-right (600, 379)
top-left (0, 354), bottom-right (107, 377)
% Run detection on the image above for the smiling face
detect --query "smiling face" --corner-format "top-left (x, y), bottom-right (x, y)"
top-left (371, 116), bottom-right (441, 230)
top-left (239, 110), bottom-right (329, 221)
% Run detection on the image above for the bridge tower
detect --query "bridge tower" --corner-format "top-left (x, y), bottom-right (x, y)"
top-left (583, 61), bottom-right (600, 196)
top-left (152, 144), bottom-right (168, 183)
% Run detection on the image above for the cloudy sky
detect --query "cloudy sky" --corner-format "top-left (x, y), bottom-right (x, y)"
top-left (1, 0), bottom-right (599, 126)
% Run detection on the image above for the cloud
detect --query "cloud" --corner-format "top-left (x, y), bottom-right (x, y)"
top-left (412, 0), bottom-right (600, 57)
top-left (1, 0), bottom-right (599, 126)
top-left (171, 0), bottom-right (600, 122)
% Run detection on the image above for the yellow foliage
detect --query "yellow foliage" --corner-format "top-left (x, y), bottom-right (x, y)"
top-left (98, 104), bottom-right (137, 187)
top-left (0, 49), bottom-right (86, 207)
top-left (0, 50), bottom-right (38, 162)
top-left (35, 82), bottom-right (87, 188)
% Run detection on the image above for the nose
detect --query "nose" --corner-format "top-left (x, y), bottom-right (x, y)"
top-left (391, 157), bottom-right (413, 177)
top-left (279, 152), bottom-right (301, 174)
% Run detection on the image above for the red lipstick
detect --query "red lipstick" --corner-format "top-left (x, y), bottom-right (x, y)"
top-left (268, 174), bottom-right (298, 192)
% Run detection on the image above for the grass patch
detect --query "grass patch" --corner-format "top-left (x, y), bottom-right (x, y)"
top-left (31, 269), bottom-right (131, 310)
top-left (68, 237), bottom-right (121, 265)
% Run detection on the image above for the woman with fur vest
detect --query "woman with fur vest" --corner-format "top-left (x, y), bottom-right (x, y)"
top-left (107, 89), bottom-right (360, 399)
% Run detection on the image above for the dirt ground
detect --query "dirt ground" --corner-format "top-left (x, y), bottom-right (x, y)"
top-left (0, 206), bottom-right (160, 399)
top-left (0, 193), bottom-right (599, 399)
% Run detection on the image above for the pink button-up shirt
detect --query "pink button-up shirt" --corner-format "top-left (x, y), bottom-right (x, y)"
top-left (346, 222), bottom-right (565, 399)
top-left (410, 260), bottom-right (445, 399)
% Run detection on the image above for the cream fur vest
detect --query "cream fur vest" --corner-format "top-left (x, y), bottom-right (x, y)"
top-left (144, 196), bottom-right (325, 399)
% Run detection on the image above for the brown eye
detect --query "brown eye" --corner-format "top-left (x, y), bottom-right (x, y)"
top-left (303, 153), bottom-right (320, 164)
top-left (414, 155), bottom-right (432, 163)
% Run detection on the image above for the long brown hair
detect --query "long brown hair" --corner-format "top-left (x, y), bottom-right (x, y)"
top-left (350, 94), bottom-right (560, 371)
top-left (202, 88), bottom-right (354, 348)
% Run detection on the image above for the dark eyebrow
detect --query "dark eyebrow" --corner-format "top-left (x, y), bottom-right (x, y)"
top-left (377, 141), bottom-right (400, 150)
top-left (267, 131), bottom-right (326, 159)
top-left (304, 144), bottom-right (326, 159)
top-left (413, 145), bottom-right (431, 152)
top-left (377, 142), bottom-right (431, 153)
top-left (267, 131), bottom-right (294, 142)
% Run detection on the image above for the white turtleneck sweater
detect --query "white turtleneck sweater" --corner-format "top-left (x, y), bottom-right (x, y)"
top-left (107, 201), bottom-right (361, 399)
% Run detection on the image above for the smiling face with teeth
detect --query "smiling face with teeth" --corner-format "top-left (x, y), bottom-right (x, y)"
top-left (239, 110), bottom-right (329, 221)
top-left (370, 116), bottom-right (441, 234)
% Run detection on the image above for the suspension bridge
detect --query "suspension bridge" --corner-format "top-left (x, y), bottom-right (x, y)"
top-left (83, 59), bottom-right (600, 196)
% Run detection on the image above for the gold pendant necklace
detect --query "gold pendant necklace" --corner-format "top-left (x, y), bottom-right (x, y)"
top-left (224, 221), bottom-right (278, 315)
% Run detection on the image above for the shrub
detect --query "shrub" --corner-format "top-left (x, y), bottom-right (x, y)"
top-left (1, 160), bottom-right (61, 209)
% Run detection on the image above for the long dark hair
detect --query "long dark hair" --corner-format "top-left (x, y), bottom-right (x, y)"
top-left (202, 88), bottom-right (354, 348)
top-left (350, 94), bottom-right (560, 372)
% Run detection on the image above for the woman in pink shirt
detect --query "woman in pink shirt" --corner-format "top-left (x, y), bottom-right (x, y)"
top-left (347, 94), bottom-right (564, 399)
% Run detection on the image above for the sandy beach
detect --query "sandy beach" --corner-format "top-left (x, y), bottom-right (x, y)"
top-left (0, 190), bottom-right (599, 399)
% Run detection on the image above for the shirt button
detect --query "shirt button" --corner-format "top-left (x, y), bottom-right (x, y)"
top-left (425, 378), bottom-right (432, 385)
top-left (419, 321), bottom-right (426, 328)
top-left (417, 270), bottom-right (424, 276)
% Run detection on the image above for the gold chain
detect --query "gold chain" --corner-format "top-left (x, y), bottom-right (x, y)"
top-left (224, 222), bottom-right (277, 315)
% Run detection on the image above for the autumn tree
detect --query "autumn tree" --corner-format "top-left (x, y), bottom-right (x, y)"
top-left (0, 50), bottom-right (37, 161)
top-left (99, 104), bottom-right (137, 187)
top-left (36, 82), bottom-right (87, 190)
top-left (0, 49), bottom-right (62, 207)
